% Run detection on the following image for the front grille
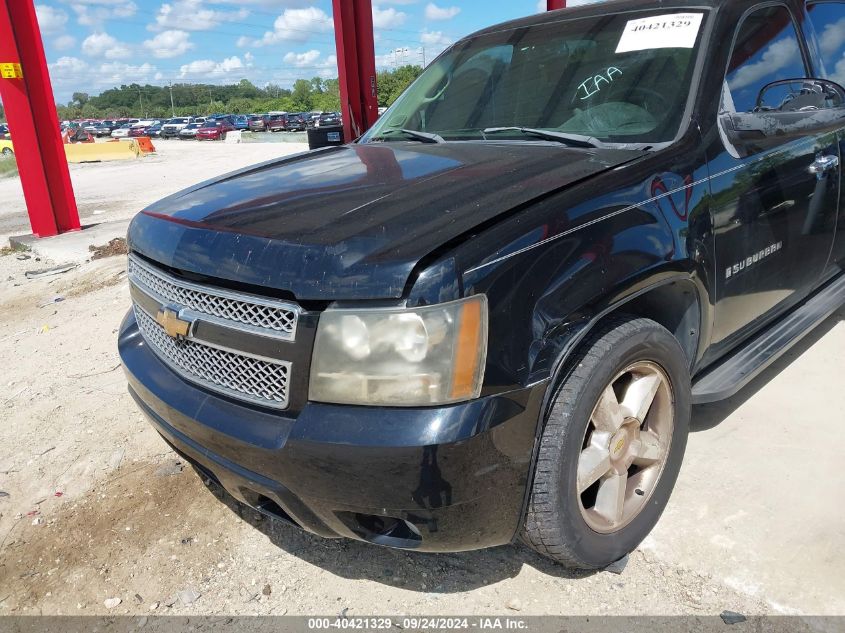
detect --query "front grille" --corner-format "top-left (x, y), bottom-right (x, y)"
top-left (128, 254), bottom-right (298, 339)
top-left (134, 307), bottom-right (291, 409)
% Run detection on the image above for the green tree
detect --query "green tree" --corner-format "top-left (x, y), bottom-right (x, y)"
top-left (71, 92), bottom-right (89, 108)
top-left (290, 79), bottom-right (315, 111)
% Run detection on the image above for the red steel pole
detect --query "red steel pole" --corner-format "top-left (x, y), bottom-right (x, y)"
top-left (0, 0), bottom-right (80, 237)
top-left (332, 0), bottom-right (379, 143)
top-left (548, 0), bottom-right (567, 9)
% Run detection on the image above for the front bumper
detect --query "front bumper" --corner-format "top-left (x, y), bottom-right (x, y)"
top-left (119, 309), bottom-right (545, 552)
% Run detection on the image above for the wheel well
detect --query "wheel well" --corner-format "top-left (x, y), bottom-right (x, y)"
top-left (604, 279), bottom-right (701, 367)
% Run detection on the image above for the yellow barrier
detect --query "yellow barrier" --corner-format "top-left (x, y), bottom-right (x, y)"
top-left (65, 141), bottom-right (141, 163)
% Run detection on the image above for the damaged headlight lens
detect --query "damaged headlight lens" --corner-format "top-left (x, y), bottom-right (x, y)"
top-left (309, 295), bottom-right (488, 406)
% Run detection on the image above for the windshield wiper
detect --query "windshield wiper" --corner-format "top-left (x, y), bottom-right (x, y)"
top-left (482, 127), bottom-right (603, 149)
top-left (372, 128), bottom-right (446, 144)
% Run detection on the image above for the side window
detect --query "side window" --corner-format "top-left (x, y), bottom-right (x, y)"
top-left (807, 2), bottom-right (845, 81)
top-left (723, 6), bottom-right (808, 114)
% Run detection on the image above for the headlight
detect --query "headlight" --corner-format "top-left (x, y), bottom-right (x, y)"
top-left (309, 295), bottom-right (488, 406)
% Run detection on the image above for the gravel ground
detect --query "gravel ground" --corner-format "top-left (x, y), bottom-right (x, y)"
top-left (0, 143), bottom-right (842, 624)
top-left (0, 138), bottom-right (308, 238)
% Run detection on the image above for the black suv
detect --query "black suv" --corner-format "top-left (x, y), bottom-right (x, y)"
top-left (285, 113), bottom-right (308, 131)
top-left (120, 0), bottom-right (845, 569)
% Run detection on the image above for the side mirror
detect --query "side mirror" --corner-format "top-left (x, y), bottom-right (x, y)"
top-left (721, 78), bottom-right (845, 157)
top-left (755, 78), bottom-right (845, 112)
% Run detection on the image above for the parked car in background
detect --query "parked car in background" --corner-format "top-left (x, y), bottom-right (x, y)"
top-left (196, 118), bottom-right (234, 141)
top-left (0, 123), bottom-right (10, 138)
top-left (315, 112), bottom-right (342, 128)
top-left (267, 114), bottom-right (288, 132)
top-left (110, 124), bottom-right (132, 138)
top-left (130, 122), bottom-right (161, 138)
top-left (179, 122), bottom-right (202, 140)
top-left (146, 122), bottom-right (163, 138)
top-left (248, 115), bottom-right (268, 132)
top-left (83, 121), bottom-right (100, 134)
top-left (132, 120), bottom-right (158, 130)
top-left (233, 115), bottom-right (249, 130)
top-left (161, 117), bottom-right (192, 139)
top-left (95, 120), bottom-right (119, 136)
top-left (286, 113), bottom-right (308, 131)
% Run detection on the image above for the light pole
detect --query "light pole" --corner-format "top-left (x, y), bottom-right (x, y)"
top-left (168, 82), bottom-right (175, 117)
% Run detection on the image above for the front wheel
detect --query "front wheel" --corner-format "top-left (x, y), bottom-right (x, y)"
top-left (1, 147), bottom-right (12, 156)
top-left (522, 316), bottom-right (690, 569)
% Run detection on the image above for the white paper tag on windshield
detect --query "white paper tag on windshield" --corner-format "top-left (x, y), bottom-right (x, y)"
top-left (616, 13), bottom-right (703, 53)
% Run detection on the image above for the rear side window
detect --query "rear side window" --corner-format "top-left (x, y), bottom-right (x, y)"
top-left (724, 5), bottom-right (808, 113)
top-left (807, 2), bottom-right (845, 80)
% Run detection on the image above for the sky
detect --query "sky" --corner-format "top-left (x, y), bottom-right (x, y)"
top-left (32, 0), bottom-right (603, 103)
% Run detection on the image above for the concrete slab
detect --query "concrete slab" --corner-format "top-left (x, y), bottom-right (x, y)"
top-left (644, 306), bottom-right (845, 615)
top-left (9, 219), bottom-right (129, 264)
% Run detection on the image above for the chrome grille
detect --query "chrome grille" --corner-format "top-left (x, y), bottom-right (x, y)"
top-left (134, 307), bottom-right (291, 409)
top-left (128, 254), bottom-right (298, 339)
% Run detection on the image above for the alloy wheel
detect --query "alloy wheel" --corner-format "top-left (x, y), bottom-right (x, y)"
top-left (577, 361), bottom-right (674, 533)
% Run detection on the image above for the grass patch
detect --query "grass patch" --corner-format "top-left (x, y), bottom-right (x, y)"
top-left (0, 242), bottom-right (30, 257)
top-left (0, 156), bottom-right (18, 179)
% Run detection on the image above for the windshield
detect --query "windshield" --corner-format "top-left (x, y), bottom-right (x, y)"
top-left (363, 9), bottom-right (706, 146)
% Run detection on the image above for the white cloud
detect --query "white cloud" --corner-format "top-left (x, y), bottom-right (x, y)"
top-left (36, 5), bottom-right (68, 34)
top-left (283, 49), bottom-right (337, 78)
top-left (151, 0), bottom-right (248, 32)
top-left (48, 56), bottom-right (158, 102)
top-left (241, 7), bottom-right (333, 47)
top-left (54, 35), bottom-right (77, 51)
top-left (99, 60), bottom-right (156, 84)
top-left (283, 49), bottom-right (321, 67)
top-left (424, 3), bottom-right (459, 21)
top-left (143, 30), bottom-right (194, 58)
top-left (420, 30), bottom-right (454, 54)
top-left (372, 6), bottom-right (407, 29)
top-left (50, 55), bottom-right (89, 75)
top-left (820, 18), bottom-right (845, 58)
top-left (71, 1), bottom-right (138, 26)
top-left (81, 32), bottom-right (131, 59)
top-left (728, 37), bottom-right (799, 91)
top-left (179, 55), bottom-right (246, 79)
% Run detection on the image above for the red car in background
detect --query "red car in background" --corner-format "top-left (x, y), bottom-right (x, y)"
top-left (196, 118), bottom-right (235, 141)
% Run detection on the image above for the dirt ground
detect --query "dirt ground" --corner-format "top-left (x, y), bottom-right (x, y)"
top-left (0, 143), bottom-right (843, 620)
top-left (0, 138), bottom-right (307, 238)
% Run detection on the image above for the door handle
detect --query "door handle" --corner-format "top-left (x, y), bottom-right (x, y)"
top-left (809, 154), bottom-right (839, 176)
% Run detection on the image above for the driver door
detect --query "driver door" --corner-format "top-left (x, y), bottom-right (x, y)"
top-left (708, 4), bottom-right (840, 351)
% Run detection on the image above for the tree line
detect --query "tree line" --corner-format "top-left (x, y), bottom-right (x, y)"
top-left (51, 65), bottom-right (423, 121)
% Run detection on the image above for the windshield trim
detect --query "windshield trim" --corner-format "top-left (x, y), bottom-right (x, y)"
top-left (361, 4), bottom-right (716, 149)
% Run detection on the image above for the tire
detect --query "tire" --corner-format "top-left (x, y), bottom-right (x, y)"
top-left (1, 147), bottom-right (12, 156)
top-left (522, 316), bottom-right (690, 569)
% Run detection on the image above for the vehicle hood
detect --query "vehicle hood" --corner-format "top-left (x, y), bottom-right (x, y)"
top-left (129, 142), bottom-right (636, 300)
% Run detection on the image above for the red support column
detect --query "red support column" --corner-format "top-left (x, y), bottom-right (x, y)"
top-left (332, 0), bottom-right (379, 143)
top-left (547, 0), bottom-right (567, 9)
top-left (0, 0), bottom-right (80, 238)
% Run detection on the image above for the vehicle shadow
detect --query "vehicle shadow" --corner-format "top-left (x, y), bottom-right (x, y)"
top-left (202, 479), bottom-right (597, 593)
top-left (691, 306), bottom-right (844, 432)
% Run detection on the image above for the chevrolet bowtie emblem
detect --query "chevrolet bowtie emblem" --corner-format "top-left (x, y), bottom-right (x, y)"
top-left (156, 307), bottom-right (191, 338)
